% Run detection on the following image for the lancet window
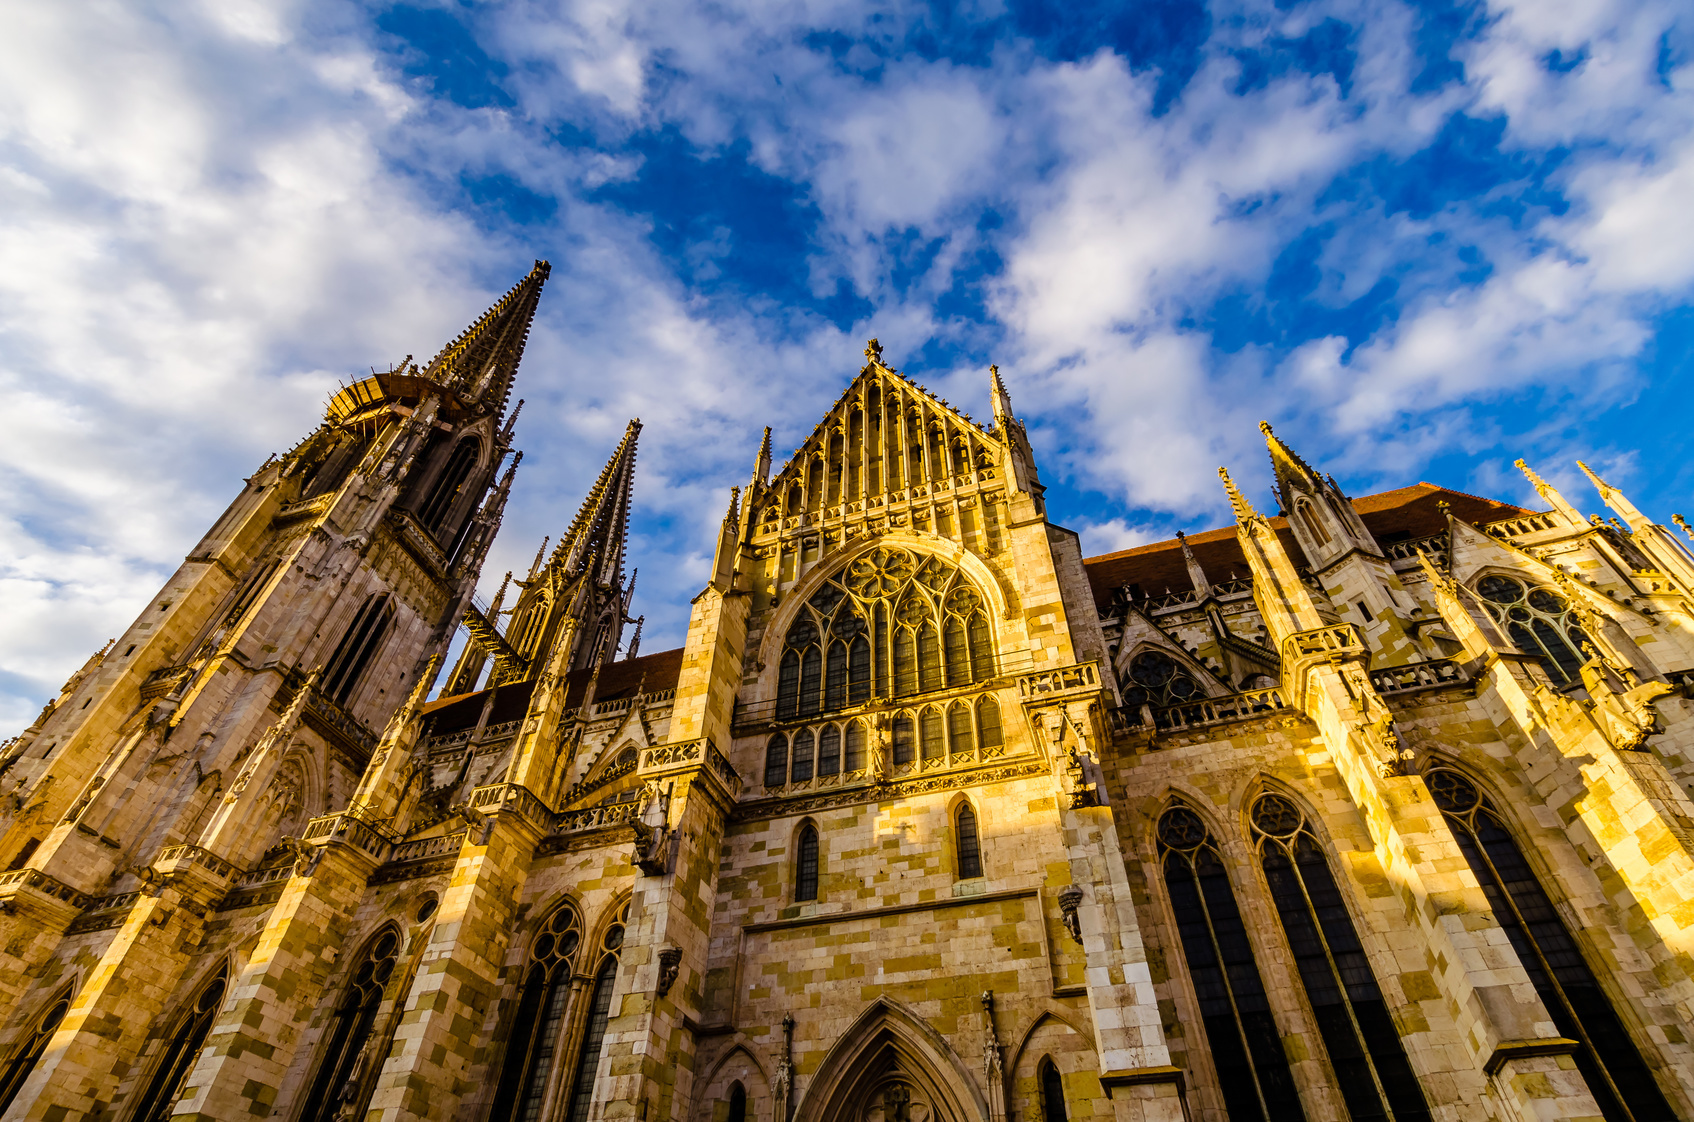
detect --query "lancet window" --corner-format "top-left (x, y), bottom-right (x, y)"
top-left (418, 438), bottom-right (480, 535)
top-left (760, 698), bottom-right (1002, 789)
top-left (1120, 651), bottom-right (1202, 709)
top-left (0, 989), bottom-right (70, 1115)
top-left (796, 823), bottom-right (820, 902)
top-left (299, 927), bottom-right (402, 1122)
top-left (490, 902), bottom-right (586, 1121)
top-left (1427, 768), bottom-right (1676, 1122)
top-left (131, 968), bottom-right (229, 1122)
top-left (776, 549), bottom-right (994, 720)
top-left (1039, 1059), bottom-right (1067, 1122)
top-left (1249, 794), bottom-right (1430, 1122)
top-left (322, 593), bottom-right (392, 705)
top-left (955, 803), bottom-right (983, 879)
top-left (1474, 576), bottom-right (1590, 686)
top-left (563, 902), bottom-right (630, 1122)
top-left (1157, 805), bottom-right (1305, 1122)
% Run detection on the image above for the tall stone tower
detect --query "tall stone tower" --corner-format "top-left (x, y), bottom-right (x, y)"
top-left (0, 261), bottom-right (549, 1119)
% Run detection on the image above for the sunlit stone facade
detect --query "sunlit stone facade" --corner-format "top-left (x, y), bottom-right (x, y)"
top-left (3, 269), bottom-right (1694, 1122)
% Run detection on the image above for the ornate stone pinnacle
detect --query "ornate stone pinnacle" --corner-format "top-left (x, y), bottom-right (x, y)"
top-left (865, 338), bottom-right (883, 364)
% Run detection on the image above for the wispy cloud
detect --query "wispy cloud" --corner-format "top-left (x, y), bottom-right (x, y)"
top-left (0, 0), bottom-right (1689, 724)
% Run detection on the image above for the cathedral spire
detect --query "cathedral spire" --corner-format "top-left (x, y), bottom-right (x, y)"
top-left (751, 426), bottom-right (773, 489)
top-left (420, 260), bottom-right (550, 417)
top-left (1514, 459), bottom-right (1583, 524)
top-left (553, 419), bottom-right (641, 589)
top-left (1260, 420), bottom-right (1322, 508)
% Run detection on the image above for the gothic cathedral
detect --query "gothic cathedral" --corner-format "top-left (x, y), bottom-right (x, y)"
top-left (2, 264), bottom-right (1693, 1122)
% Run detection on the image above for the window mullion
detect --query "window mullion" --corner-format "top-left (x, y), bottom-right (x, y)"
top-left (1191, 848), bottom-right (1274, 1121)
top-left (1457, 811), bottom-right (1636, 1120)
top-left (1282, 839), bottom-right (1402, 1122)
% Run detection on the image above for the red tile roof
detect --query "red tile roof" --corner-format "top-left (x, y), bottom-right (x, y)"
top-left (1080, 483), bottom-right (1534, 613)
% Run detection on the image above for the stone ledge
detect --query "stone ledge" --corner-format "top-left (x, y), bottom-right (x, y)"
top-left (1099, 1065), bottom-right (1185, 1098)
top-left (1482, 1037), bottom-right (1580, 1076)
top-left (744, 886), bottom-right (1037, 933)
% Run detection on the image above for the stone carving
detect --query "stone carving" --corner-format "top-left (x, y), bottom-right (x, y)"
top-left (1057, 884), bottom-right (1084, 945)
top-left (656, 944), bottom-right (682, 997)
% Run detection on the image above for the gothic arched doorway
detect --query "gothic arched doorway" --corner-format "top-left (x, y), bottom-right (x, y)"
top-left (796, 998), bottom-right (985, 1122)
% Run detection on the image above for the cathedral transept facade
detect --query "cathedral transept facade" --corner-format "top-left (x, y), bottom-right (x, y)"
top-left (2, 265), bottom-right (1694, 1122)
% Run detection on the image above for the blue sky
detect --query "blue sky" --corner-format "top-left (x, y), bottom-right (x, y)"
top-left (0, 0), bottom-right (1690, 722)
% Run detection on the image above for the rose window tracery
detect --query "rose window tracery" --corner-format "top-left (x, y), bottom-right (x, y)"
top-left (1119, 651), bottom-right (1202, 709)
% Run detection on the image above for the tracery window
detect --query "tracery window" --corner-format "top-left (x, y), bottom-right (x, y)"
top-left (299, 927), bottom-right (401, 1122)
top-left (776, 549), bottom-right (993, 719)
top-left (1249, 794), bottom-right (1431, 1122)
top-left (1427, 769), bottom-right (1677, 1122)
top-left (956, 804), bottom-right (983, 879)
top-left (0, 989), bottom-right (70, 1114)
top-left (1474, 576), bottom-right (1590, 686)
top-left (490, 902), bottom-right (586, 1121)
top-left (1157, 805), bottom-right (1305, 1122)
top-left (132, 968), bottom-right (228, 1122)
top-left (796, 823), bottom-right (820, 902)
top-left (563, 902), bottom-right (629, 1122)
top-left (1120, 651), bottom-right (1202, 709)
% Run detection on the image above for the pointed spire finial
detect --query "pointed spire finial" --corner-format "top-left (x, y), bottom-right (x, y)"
top-left (489, 571), bottom-right (513, 616)
top-left (1514, 458), bottom-right (1581, 523)
top-left (527, 536), bottom-right (550, 580)
top-left (420, 260), bottom-right (550, 414)
top-left (624, 615), bottom-right (644, 661)
top-left (1218, 467), bottom-right (1260, 522)
top-left (1176, 530), bottom-right (1212, 599)
top-left (1578, 459), bottom-right (1650, 530)
top-left (865, 338), bottom-right (883, 365)
top-left (752, 425), bottom-right (773, 488)
top-left (989, 364), bottom-right (1014, 427)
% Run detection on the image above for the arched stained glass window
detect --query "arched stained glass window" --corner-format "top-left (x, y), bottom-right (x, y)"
top-left (1250, 795), bottom-right (1430, 1122)
top-left (764, 734), bottom-right (788, 788)
top-left (956, 804), bottom-right (983, 879)
top-left (796, 824), bottom-right (820, 902)
top-left (947, 702), bottom-right (973, 756)
top-left (775, 550), bottom-right (994, 716)
top-left (563, 904), bottom-right (628, 1122)
top-left (1475, 576), bottom-right (1590, 686)
top-left (919, 708), bottom-right (945, 762)
top-left (132, 969), bottom-right (228, 1122)
top-left (844, 721), bottom-right (867, 772)
top-left (299, 928), bottom-right (402, 1122)
top-left (1158, 805), bottom-right (1306, 1122)
top-left (0, 990), bottom-right (70, 1115)
top-left (490, 903), bottom-right (586, 1122)
top-left (1428, 769), bottom-right (1677, 1122)
top-left (976, 696), bottom-right (1004, 752)
top-left (817, 725), bottom-right (841, 777)
top-left (892, 715), bottom-right (915, 766)
top-left (791, 728), bottom-right (815, 783)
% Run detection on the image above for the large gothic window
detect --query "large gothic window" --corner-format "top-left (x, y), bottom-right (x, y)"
top-left (1474, 576), bottom-right (1590, 686)
top-left (1249, 794), bottom-right (1431, 1122)
top-left (299, 928), bottom-right (401, 1122)
top-left (563, 903), bottom-right (629, 1122)
top-left (1120, 651), bottom-right (1202, 709)
top-left (1427, 769), bottom-right (1677, 1122)
top-left (417, 438), bottom-right (480, 534)
top-left (490, 902), bottom-right (586, 1121)
top-left (131, 969), bottom-right (228, 1122)
top-left (0, 989), bottom-right (70, 1114)
top-left (775, 549), bottom-right (993, 719)
top-left (322, 593), bottom-right (392, 705)
top-left (1157, 805), bottom-right (1306, 1122)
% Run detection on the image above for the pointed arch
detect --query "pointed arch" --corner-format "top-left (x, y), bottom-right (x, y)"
top-left (694, 1042), bottom-right (774, 1122)
top-left (794, 996), bottom-right (988, 1122)
top-left (0, 983), bottom-right (74, 1115)
top-left (297, 922), bottom-right (405, 1122)
top-left (129, 963), bottom-right (232, 1122)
